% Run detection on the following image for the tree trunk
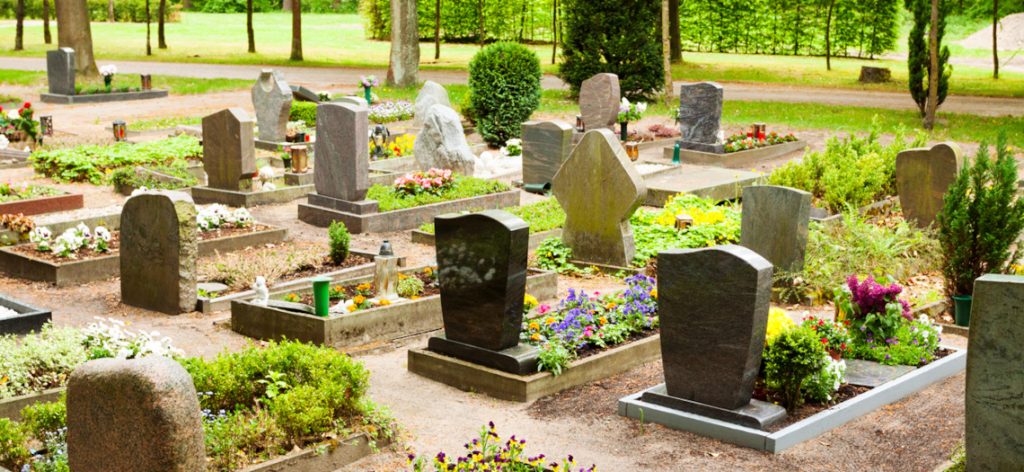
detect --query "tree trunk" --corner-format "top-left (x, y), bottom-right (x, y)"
top-left (387, 0), bottom-right (420, 87)
top-left (434, 0), bottom-right (441, 60)
top-left (158, 0), bottom-right (167, 49)
top-left (478, 0), bottom-right (485, 46)
top-left (247, 0), bottom-right (255, 53)
top-left (551, 0), bottom-right (557, 64)
top-left (108, 0), bottom-right (115, 22)
top-left (669, 0), bottom-right (681, 63)
top-left (183, 0), bottom-right (191, 9)
top-left (14, 0), bottom-right (24, 51)
top-left (825, 0), bottom-right (836, 70)
top-left (146, 0), bottom-right (152, 55)
top-left (56, 0), bottom-right (99, 76)
top-left (42, 0), bottom-right (52, 44)
top-left (662, 0), bottom-right (672, 103)
top-left (924, 0), bottom-right (939, 129)
top-left (283, 0), bottom-right (292, 11)
top-left (290, 0), bottom-right (302, 60)
top-left (993, 0), bottom-right (999, 79)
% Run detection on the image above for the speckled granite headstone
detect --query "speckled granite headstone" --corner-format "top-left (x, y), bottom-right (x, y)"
top-left (314, 102), bottom-right (370, 201)
top-left (120, 192), bottom-right (197, 315)
top-left (896, 142), bottom-right (963, 228)
top-left (251, 69), bottom-right (292, 142)
top-left (658, 245), bottom-right (773, 409)
top-left (966, 274), bottom-right (1024, 470)
top-left (579, 74), bottom-right (621, 130)
top-left (46, 48), bottom-right (75, 95)
top-left (202, 108), bottom-right (256, 191)
top-left (740, 185), bottom-right (811, 272)
top-left (414, 81), bottom-right (451, 127)
top-left (67, 357), bottom-right (205, 472)
top-left (522, 120), bottom-right (573, 187)
top-left (413, 104), bottom-right (476, 175)
top-left (678, 82), bottom-right (724, 153)
top-left (552, 129), bottom-right (645, 267)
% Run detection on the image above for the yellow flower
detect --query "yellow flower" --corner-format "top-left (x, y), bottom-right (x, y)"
top-left (605, 301), bottom-right (617, 310)
top-left (599, 316), bottom-right (607, 325)
top-left (353, 295), bottom-right (366, 305)
top-left (398, 273), bottom-right (408, 280)
top-left (379, 299), bottom-right (391, 306)
top-left (649, 288), bottom-right (657, 299)
top-left (347, 305), bottom-right (357, 312)
top-left (765, 307), bottom-right (795, 343)
top-left (411, 295), bottom-right (421, 300)
top-left (528, 321), bottom-right (540, 331)
top-left (424, 267), bottom-right (434, 276)
top-left (356, 283), bottom-right (371, 292)
top-left (545, 317), bottom-right (556, 325)
top-left (524, 294), bottom-right (538, 309)
top-left (530, 333), bottom-right (541, 341)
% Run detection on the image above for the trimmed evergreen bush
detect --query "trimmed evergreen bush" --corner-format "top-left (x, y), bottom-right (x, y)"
top-left (328, 220), bottom-right (351, 265)
top-left (764, 325), bottom-right (828, 412)
top-left (289, 101), bottom-right (318, 128)
top-left (468, 42), bottom-right (542, 146)
top-left (906, 0), bottom-right (952, 117)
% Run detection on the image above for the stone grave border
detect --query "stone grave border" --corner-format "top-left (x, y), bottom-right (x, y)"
top-left (242, 433), bottom-right (386, 472)
top-left (618, 346), bottom-right (966, 453)
top-left (0, 148), bottom-right (32, 168)
top-left (0, 294), bottom-right (51, 336)
top-left (411, 227), bottom-right (562, 250)
top-left (810, 196), bottom-right (898, 223)
top-left (192, 184), bottom-right (313, 208)
top-left (661, 140), bottom-right (807, 169)
top-left (0, 388), bottom-right (63, 421)
top-left (0, 206), bottom-right (123, 247)
top-left (0, 191), bottom-right (84, 217)
top-left (0, 225), bottom-right (286, 286)
top-left (231, 267), bottom-right (557, 349)
top-left (41, 89), bottom-right (169, 105)
top-left (644, 172), bottom-right (764, 207)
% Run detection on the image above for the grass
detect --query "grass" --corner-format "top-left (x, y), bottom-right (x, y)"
top-left (0, 93), bottom-right (22, 104)
top-left (130, 115), bottom-right (203, 131)
top-left (366, 175), bottom-right (510, 212)
top-left (418, 197), bottom-right (565, 234)
top-left (0, 69), bottom-right (250, 95)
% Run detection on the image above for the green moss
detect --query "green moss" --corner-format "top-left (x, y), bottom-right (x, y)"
top-left (366, 175), bottom-right (510, 212)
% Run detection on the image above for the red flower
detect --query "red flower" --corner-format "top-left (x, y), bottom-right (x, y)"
top-left (820, 338), bottom-right (828, 345)
top-left (22, 102), bottom-right (31, 109)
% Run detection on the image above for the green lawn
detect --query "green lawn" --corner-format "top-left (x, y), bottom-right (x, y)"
top-left (0, 69), bottom-right (250, 95)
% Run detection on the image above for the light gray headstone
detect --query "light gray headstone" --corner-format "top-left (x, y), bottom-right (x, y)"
top-left (896, 142), bottom-right (963, 228)
top-left (552, 129), bottom-right (646, 267)
top-left (314, 102), bottom-right (370, 201)
top-left (336, 96), bottom-right (369, 107)
top-left (413, 104), bottom-right (476, 175)
top-left (678, 82), bottom-right (724, 152)
top-left (522, 120), bottom-right (573, 187)
top-left (579, 73), bottom-right (621, 130)
top-left (414, 81), bottom-right (451, 127)
top-left (46, 48), bottom-right (76, 95)
top-left (740, 185), bottom-right (812, 272)
top-left (119, 192), bottom-right (197, 315)
top-left (202, 108), bottom-right (256, 191)
top-left (251, 69), bottom-right (293, 143)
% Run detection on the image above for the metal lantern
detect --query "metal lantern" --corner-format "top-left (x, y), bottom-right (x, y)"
top-left (575, 115), bottom-right (585, 133)
top-left (39, 116), bottom-right (53, 137)
top-left (370, 124), bottom-right (390, 160)
top-left (140, 74), bottom-right (152, 91)
top-left (112, 120), bottom-right (127, 142)
top-left (378, 240), bottom-right (395, 257)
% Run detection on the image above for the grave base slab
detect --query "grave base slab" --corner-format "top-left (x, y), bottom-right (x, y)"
top-left (191, 185), bottom-right (313, 207)
top-left (40, 90), bottom-right (168, 104)
top-left (640, 384), bottom-right (787, 430)
top-left (427, 335), bottom-right (539, 375)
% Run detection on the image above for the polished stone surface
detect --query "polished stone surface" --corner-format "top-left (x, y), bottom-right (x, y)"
top-left (314, 102), bottom-right (371, 202)
top-left (740, 185), bottom-right (811, 272)
top-left (896, 142), bottom-right (963, 228)
top-left (251, 69), bottom-right (292, 143)
top-left (579, 73), bottom-right (621, 130)
top-left (641, 384), bottom-right (786, 430)
top-left (202, 108), bottom-right (256, 191)
top-left (120, 192), bottom-right (197, 315)
top-left (678, 82), bottom-right (724, 151)
top-left (428, 335), bottom-right (539, 375)
top-left (46, 48), bottom-right (76, 96)
top-left (522, 120), bottom-right (574, 187)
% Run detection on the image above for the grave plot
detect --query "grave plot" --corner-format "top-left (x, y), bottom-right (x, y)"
top-left (40, 49), bottom-right (168, 104)
top-left (0, 294), bottom-right (51, 336)
top-left (410, 198), bottom-right (565, 249)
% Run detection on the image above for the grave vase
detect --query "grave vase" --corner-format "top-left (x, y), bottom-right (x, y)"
top-left (953, 294), bottom-right (972, 327)
top-left (620, 121), bottom-right (628, 141)
top-left (363, 86), bottom-right (373, 105)
top-left (104, 75), bottom-right (113, 89)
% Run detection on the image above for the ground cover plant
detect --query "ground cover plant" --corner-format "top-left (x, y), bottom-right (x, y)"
top-left (198, 239), bottom-right (371, 293)
top-left (31, 135), bottom-right (202, 184)
top-left (0, 182), bottom-right (60, 203)
top-left (366, 171), bottom-right (510, 212)
top-left (418, 198), bottom-right (565, 235)
top-left (722, 130), bottom-right (798, 153)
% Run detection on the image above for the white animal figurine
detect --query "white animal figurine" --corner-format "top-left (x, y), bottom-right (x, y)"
top-left (258, 165), bottom-right (276, 182)
top-left (252, 276), bottom-right (269, 306)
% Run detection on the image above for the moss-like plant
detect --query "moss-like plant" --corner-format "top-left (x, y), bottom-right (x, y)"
top-left (328, 220), bottom-right (351, 265)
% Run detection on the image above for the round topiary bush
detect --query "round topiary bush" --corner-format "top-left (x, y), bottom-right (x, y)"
top-left (468, 42), bottom-right (542, 147)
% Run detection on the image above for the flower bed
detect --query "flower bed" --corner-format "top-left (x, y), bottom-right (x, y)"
top-left (0, 183), bottom-right (83, 217)
top-left (409, 422), bottom-right (594, 471)
top-left (369, 101), bottom-right (414, 124)
top-left (0, 102), bottom-right (39, 150)
top-left (31, 135), bottom-right (202, 185)
top-left (723, 131), bottom-right (798, 153)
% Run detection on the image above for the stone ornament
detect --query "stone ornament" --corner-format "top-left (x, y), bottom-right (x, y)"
top-left (413, 104), bottom-right (476, 176)
top-left (895, 142), bottom-right (963, 228)
top-left (251, 69), bottom-right (293, 143)
top-left (414, 81), bottom-right (451, 127)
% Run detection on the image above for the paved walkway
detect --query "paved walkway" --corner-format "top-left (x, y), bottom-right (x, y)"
top-left (3, 56), bottom-right (1022, 117)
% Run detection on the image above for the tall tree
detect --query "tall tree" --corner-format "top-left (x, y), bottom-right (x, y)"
top-left (551, 0), bottom-right (558, 65)
top-left (992, 0), bottom-right (999, 79)
top-left (247, 0), bottom-right (255, 53)
top-left (434, 0), bottom-right (441, 60)
top-left (56, 0), bottom-right (99, 75)
top-left (906, 0), bottom-right (948, 120)
top-left (825, 0), bottom-right (836, 70)
top-left (669, 0), bottom-right (681, 63)
top-left (108, 0), bottom-right (115, 21)
top-left (159, 0), bottom-right (167, 49)
top-left (925, 0), bottom-right (939, 129)
top-left (14, 0), bottom-right (24, 50)
top-left (42, 0), bottom-right (52, 44)
top-left (662, 0), bottom-right (672, 103)
top-left (146, 0), bottom-right (153, 56)
top-left (290, 0), bottom-right (303, 61)
top-left (478, 0), bottom-right (485, 46)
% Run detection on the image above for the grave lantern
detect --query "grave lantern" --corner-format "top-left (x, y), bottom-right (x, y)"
top-left (39, 116), bottom-right (54, 137)
top-left (625, 142), bottom-right (640, 161)
top-left (575, 115), bottom-right (585, 133)
top-left (370, 124), bottom-right (390, 160)
top-left (112, 120), bottom-right (127, 142)
top-left (140, 74), bottom-right (152, 91)
top-left (289, 145), bottom-right (309, 173)
top-left (373, 240), bottom-right (400, 302)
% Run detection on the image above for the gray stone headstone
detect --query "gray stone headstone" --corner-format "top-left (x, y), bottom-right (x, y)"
top-left (896, 142), bottom-right (963, 228)
top-left (202, 108), bottom-right (256, 191)
top-left (120, 192), bottom-right (197, 315)
top-left (336, 96), bottom-right (369, 107)
top-left (46, 48), bottom-right (76, 96)
top-left (290, 84), bottom-right (320, 103)
top-left (251, 69), bottom-right (293, 143)
top-left (413, 104), bottom-right (476, 175)
top-left (579, 73), bottom-right (621, 130)
top-left (67, 357), bottom-right (205, 472)
top-left (521, 121), bottom-right (573, 187)
top-left (740, 185), bottom-right (811, 272)
top-left (657, 245), bottom-right (773, 410)
top-left (966, 274), bottom-right (1024, 470)
top-left (678, 82), bottom-right (724, 153)
top-left (314, 102), bottom-right (370, 202)
top-left (414, 81), bottom-right (451, 127)
top-left (552, 129), bottom-right (646, 267)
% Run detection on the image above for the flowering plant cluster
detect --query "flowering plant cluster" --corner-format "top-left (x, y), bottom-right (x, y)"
top-left (0, 102), bottom-right (38, 142)
top-left (765, 307), bottom-right (796, 344)
top-left (30, 223), bottom-right (111, 258)
top-left (723, 131), bottom-right (797, 153)
top-left (360, 75), bottom-right (379, 88)
top-left (369, 101), bottom-right (414, 124)
top-left (99, 64), bottom-right (118, 77)
top-left (801, 316), bottom-right (851, 358)
top-left (393, 168), bottom-right (455, 197)
top-left (197, 204), bottom-right (253, 232)
top-left (409, 422), bottom-right (595, 472)
top-left (524, 274), bottom-right (658, 375)
top-left (503, 138), bottom-right (523, 157)
top-left (369, 133), bottom-right (415, 160)
top-left (81, 317), bottom-right (184, 360)
top-left (616, 98), bottom-right (647, 123)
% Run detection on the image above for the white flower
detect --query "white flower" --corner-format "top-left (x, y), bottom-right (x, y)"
top-left (0, 135), bottom-right (8, 150)
top-left (100, 64), bottom-right (118, 77)
top-left (29, 227), bottom-right (52, 244)
top-left (506, 138), bottom-right (521, 147)
top-left (231, 208), bottom-right (253, 226)
top-left (94, 226), bottom-right (111, 242)
top-left (636, 102), bottom-right (648, 114)
top-left (75, 222), bottom-right (91, 239)
top-left (130, 186), bottom-right (150, 197)
top-left (6, 110), bottom-right (18, 120)
top-left (258, 165), bottom-right (276, 182)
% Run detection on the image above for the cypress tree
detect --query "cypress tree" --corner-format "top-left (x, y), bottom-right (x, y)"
top-left (906, 0), bottom-right (951, 117)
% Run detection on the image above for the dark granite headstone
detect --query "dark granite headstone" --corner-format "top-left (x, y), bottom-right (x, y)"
top-left (429, 210), bottom-right (537, 374)
top-left (251, 69), bottom-right (292, 143)
top-left (313, 102), bottom-right (374, 205)
top-left (120, 192), bottom-right (197, 315)
top-left (966, 274), bottom-right (1024, 469)
top-left (522, 120), bottom-right (573, 187)
top-left (202, 108), bottom-right (256, 191)
top-left (740, 185), bottom-right (812, 272)
top-left (46, 48), bottom-right (76, 96)
top-left (677, 82), bottom-right (724, 153)
top-left (579, 73), bottom-right (621, 130)
top-left (896, 142), bottom-right (963, 228)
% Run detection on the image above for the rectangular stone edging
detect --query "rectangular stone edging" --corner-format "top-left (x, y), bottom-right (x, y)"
top-left (410, 228), bottom-right (563, 251)
top-left (0, 148), bottom-right (31, 168)
top-left (192, 184), bottom-right (314, 208)
top-left (241, 433), bottom-right (382, 472)
top-left (0, 192), bottom-right (84, 217)
top-left (0, 225), bottom-right (287, 287)
top-left (408, 334), bottom-right (661, 403)
top-left (0, 295), bottom-right (52, 335)
top-left (662, 140), bottom-right (807, 169)
top-left (617, 346), bottom-right (967, 453)
top-left (298, 190), bottom-right (521, 233)
top-left (0, 388), bottom-right (64, 420)
top-left (40, 89), bottom-right (169, 104)
top-left (644, 173), bottom-right (764, 207)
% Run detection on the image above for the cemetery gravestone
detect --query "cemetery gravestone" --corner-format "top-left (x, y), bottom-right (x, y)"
top-left (895, 142), bottom-right (963, 228)
top-left (552, 129), bottom-right (646, 267)
top-left (202, 108), bottom-right (256, 191)
top-left (67, 357), bottom-right (205, 472)
top-left (337, 96), bottom-right (369, 107)
top-left (521, 121), bottom-right (574, 187)
top-left (252, 69), bottom-right (292, 143)
top-left (290, 84), bottom-right (320, 103)
top-left (314, 103), bottom-right (371, 202)
top-left (579, 73), bottom-right (621, 130)
top-left (427, 210), bottom-right (537, 374)
top-left (120, 192), bottom-right (198, 315)
top-left (740, 185), bottom-right (812, 272)
top-left (678, 82), bottom-right (725, 153)
top-left (414, 104), bottom-right (476, 176)
top-left (966, 274), bottom-right (1024, 470)
top-left (414, 80), bottom-right (451, 127)
top-left (46, 48), bottom-right (76, 96)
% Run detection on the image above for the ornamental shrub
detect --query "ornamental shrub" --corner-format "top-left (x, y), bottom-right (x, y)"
top-left (397, 276), bottom-right (425, 298)
top-left (802, 357), bottom-right (846, 404)
top-left (764, 326), bottom-right (828, 412)
top-left (468, 42), bottom-right (542, 146)
top-left (559, 0), bottom-right (664, 99)
top-left (328, 221), bottom-right (351, 265)
top-left (289, 101), bottom-right (318, 128)
top-left (0, 418), bottom-right (30, 471)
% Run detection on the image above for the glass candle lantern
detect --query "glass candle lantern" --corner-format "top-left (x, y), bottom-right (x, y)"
top-left (112, 120), bottom-right (127, 142)
top-left (575, 115), bottom-right (585, 133)
top-left (370, 124), bottom-right (390, 160)
top-left (290, 145), bottom-right (309, 173)
top-left (39, 116), bottom-right (54, 136)
top-left (625, 142), bottom-right (640, 161)
top-left (140, 74), bottom-right (152, 91)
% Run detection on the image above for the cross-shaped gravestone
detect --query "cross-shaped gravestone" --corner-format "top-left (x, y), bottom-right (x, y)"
top-left (251, 69), bottom-right (292, 143)
top-left (552, 129), bottom-right (646, 267)
top-left (896, 142), bottom-right (963, 228)
top-left (428, 210), bottom-right (537, 374)
top-left (579, 73), bottom-right (621, 130)
top-left (740, 185), bottom-right (812, 272)
top-left (522, 121), bottom-right (573, 187)
top-left (678, 82), bottom-right (724, 153)
top-left (314, 102), bottom-right (370, 202)
top-left (46, 48), bottom-right (76, 96)
top-left (201, 108), bottom-right (256, 192)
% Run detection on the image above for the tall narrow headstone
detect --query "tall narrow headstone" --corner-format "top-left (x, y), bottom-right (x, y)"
top-left (966, 274), bottom-right (1024, 470)
top-left (314, 102), bottom-right (370, 202)
top-left (202, 108), bottom-right (256, 191)
top-left (740, 185), bottom-right (812, 272)
top-left (552, 129), bottom-right (646, 267)
top-left (413, 104), bottom-right (476, 176)
top-left (46, 48), bottom-right (76, 96)
top-left (428, 210), bottom-right (537, 374)
top-left (414, 81), bottom-right (451, 127)
top-left (677, 82), bottom-right (724, 153)
top-left (896, 142), bottom-right (963, 228)
top-left (67, 357), bottom-right (205, 472)
top-left (387, 0), bottom-right (419, 87)
top-left (251, 69), bottom-right (292, 143)
top-left (120, 192), bottom-right (197, 315)
top-left (522, 121), bottom-right (573, 187)
top-left (579, 74), bottom-right (621, 130)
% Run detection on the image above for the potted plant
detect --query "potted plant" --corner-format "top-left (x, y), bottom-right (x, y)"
top-left (100, 65), bottom-right (117, 90)
top-left (280, 146), bottom-right (292, 170)
top-left (937, 133), bottom-right (1024, 327)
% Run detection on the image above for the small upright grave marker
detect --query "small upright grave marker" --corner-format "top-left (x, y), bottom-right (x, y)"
top-left (252, 69), bottom-right (293, 143)
top-left (895, 142), bottom-right (963, 227)
top-left (740, 185), bottom-right (812, 272)
top-left (677, 82), bottom-right (724, 153)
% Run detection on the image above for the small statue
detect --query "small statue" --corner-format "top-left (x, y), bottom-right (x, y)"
top-left (252, 276), bottom-right (269, 306)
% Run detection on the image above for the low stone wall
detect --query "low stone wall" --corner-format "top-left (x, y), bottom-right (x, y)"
top-left (192, 184), bottom-right (313, 208)
top-left (662, 140), bottom-right (807, 169)
top-left (0, 388), bottom-right (64, 421)
top-left (0, 295), bottom-right (52, 335)
top-left (411, 228), bottom-right (562, 251)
